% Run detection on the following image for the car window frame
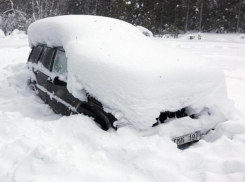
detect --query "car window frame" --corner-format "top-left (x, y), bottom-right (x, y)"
top-left (28, 45), bottom-right (44, 63)
top-left (51, 48), bottom-right (68, 77)
top-left (40, 47), bottom-right (56, 71)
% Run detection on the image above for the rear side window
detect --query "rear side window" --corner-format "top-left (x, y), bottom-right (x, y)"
top-left (28, 46), bottom-right (43, 63)
top-left (41, 48), bottom-right (55, 70)
top-left (52, 50), bottom-right (67, 75)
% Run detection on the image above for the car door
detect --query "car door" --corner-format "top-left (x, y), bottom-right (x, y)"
top-left (47, 48), bottom-right (80, 115)
top-left (28, 45), bottom-right (49, 102)
top-left (35, 46), bottom-right (55, 100)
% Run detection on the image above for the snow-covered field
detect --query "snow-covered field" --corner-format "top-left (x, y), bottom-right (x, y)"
top-left (0, 33), bottom-right (245, 182)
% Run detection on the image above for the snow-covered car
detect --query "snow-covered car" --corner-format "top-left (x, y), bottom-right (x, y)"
top-left (27, 15), bottom-right (229, 147)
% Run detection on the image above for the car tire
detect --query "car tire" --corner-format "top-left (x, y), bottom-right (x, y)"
top-left (94, 110), bottom-right (113, 131)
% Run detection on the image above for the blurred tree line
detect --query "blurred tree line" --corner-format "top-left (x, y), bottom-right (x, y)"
top-left (0, 0), bottom-right (244, 35)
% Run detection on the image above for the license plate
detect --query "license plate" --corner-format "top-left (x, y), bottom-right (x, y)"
top-left (172, 131), bottom-right (201, 145)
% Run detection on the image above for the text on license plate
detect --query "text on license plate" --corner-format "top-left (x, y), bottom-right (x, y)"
top-left (172, 131), bottom-right (201, 145)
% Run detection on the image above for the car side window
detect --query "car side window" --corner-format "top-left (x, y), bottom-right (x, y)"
top-left (52, 50), bottom-right (67, 75)
top-left (41, 47), bottom-right (55, 70)
top-left (28, 46), bottom-right (43, 63)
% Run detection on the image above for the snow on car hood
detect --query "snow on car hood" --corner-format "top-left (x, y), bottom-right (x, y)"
top-left (28, 15), bottom-right (228, 130)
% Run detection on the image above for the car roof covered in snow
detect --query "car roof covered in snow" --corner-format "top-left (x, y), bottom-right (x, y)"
top-left (28, 15), bottom-right (227, 130)
top-left (28, 15), bottom-right (145, 47)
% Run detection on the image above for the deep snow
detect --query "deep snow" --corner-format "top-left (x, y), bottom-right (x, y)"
top-left (0, 33), bottom-right (245, 182)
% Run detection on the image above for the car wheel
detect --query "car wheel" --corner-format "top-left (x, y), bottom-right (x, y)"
top-left (76, 102), bottom-right (115, 131)
top-left (94, 110), bottom-right (113, 131)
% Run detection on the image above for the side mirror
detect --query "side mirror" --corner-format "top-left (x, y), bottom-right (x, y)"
top-left (53, 76), bottom-right (67, 87)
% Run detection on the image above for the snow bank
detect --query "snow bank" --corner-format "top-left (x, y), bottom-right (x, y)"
top-left (28, 15), bottom-right (228, 130)
top-left (0, 29), bottom-right (4, 39)
top-left (178, 33), bottom-right (245, 43)
top-left (237, 34), bottom-right (245, 42)
top-left (1, 110), bottom-right (244, 182)
top-left (6, 29), bottom-right (27, 40)
top-left (136, 25), bottom-right (153, 37)
top-left (0, 29), bottom-right (27, 40)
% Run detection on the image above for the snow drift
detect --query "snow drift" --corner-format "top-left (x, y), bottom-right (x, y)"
top-left (136, 25), bottom-right (153, 37)
top-left (28, 15), bottom-right (228, 130)
top-left (0, 29), bottom-right (5, 39)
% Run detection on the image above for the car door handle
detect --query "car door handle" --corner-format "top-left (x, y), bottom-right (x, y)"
top-left (47, 76), bottom-right (67, 87)
top-left (50, 76), bottom-right (67, 87)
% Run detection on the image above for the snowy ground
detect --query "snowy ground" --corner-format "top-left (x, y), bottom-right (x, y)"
top-left (0, 33), bottom-right (245, 182)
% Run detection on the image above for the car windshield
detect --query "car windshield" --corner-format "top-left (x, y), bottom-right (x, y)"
top-left (52, 50), bottom-right (67, 75)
